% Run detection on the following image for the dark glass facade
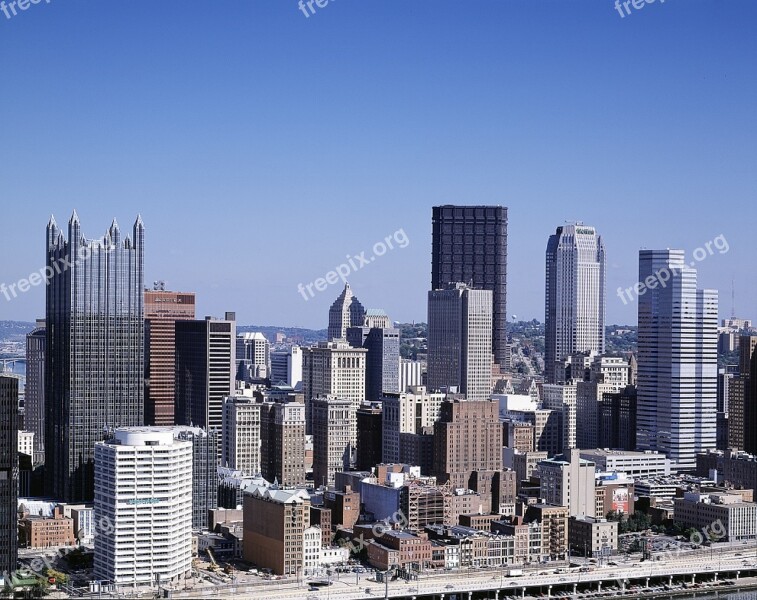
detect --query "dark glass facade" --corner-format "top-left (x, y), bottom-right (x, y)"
top-left (431, 205), bottom-right (509, 369)
top-left (25, 324), bottom-right (46, 463)
top-left (0, 376), bottom-right (19, 574)
top-left (175, 427), bottom-right (219, 530)
top-left (45, 214), bottom-right (145, 502)
top-left (347, 326), bottom-right (400, 401)
top-left (175, 316), bottom-right (235, 433)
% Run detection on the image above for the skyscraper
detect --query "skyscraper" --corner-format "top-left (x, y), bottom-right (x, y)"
top-left (301, 340), bottom-right (366, 451)
top-left (260, 401), bottom-right (306, 487)
top-left (175, 313), bottom-right (236, 433)
top-left (0, 376), bottom-right (19, 575)
top-left (355, 402), bottom-right (383, 471)
top-left (636, 250), bottom-right (718, 470)
top-left (544, 224), bottom-right (606, 384)
top-left (427, 283), bottom-right (493, 401)
top-left (236, 332), bottom-right (270, 382)
top-left (312, 396), bottom-right (354, 487)
top-left (94, 428), bottom-right (192, 586)
top-left (347, 309), bottom-right (400, 401)
top-left (327, 283), bottom-right (366, 341)
top-left (222, 396), bottom-right (262, 474)
top-left (431, 205), bottom-right (509, 369)
top-left (433, 399), bottom-right (504, 514)
top-left (729, 336), bottom-right (757, 452)
top-left (381, 386), bottom-right (445, 464)
top-left (46, 213), bottom-right (145, 502)
top-left (173, 426), bottom-right (219, 531)
top-left (144, 286), bottom-right (196, 426)
top-left (25, 320), bottom-right (46, 464)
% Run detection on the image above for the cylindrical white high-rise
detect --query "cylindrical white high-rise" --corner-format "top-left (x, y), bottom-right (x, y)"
top-left (94, 428), bottom-right (193, 587)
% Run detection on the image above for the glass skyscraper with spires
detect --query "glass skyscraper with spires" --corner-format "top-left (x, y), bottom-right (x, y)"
top-left (45, 212), bottom-right (145, 502)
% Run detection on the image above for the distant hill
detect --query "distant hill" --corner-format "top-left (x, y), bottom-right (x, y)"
top-left (236, 325), bottom-right (327, 345)
top-left (0, 321), bottom-right (36, 342)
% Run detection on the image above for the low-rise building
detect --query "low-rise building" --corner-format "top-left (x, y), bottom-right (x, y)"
top-left (243, 486), bottom-right (311, 575)
top-left (66, 505), bottom-right (95, 544)
top-left (324, 486), bottom-right (360, 531)
top-left (568, 516), bottom-right (618, 557)
top-left (524, 504), bottom-right (568, 561)
top-left (595, 471), bottom-right (635, 517)
top-left (503, 449), bottom-right (548, 491)
top-left (19, 506), bottom-right (75, 549)
top-left (674, 492), bottom-right (757, 542)
top-left (580, 449), bottom-right (671, 478)
top-left (367, 530), bottom-right (433, 571)
top-left (18, 431), bottom-right (34, 457)
top-left (697, 449), bottom-right (757, 492)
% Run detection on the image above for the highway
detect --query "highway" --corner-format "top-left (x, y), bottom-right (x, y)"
top-left (159, 544), bottom-right (757, 600)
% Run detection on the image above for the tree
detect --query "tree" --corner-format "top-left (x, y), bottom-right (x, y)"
top-left (45, 568), bottom-right (69, 585)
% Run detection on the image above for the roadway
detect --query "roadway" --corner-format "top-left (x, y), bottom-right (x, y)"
top-left (160, 543), bottom-right (757, 600)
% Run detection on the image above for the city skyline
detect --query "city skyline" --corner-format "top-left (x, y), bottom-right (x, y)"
top-left (2, 1), bottom-right (755, 328)
top-left (4, 2), bottom-right (757, 597)
top-left (0, 208), bottom-right (744, 331)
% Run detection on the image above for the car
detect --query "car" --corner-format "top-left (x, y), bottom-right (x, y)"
top-left (445, 584), bottom-right (454, 590)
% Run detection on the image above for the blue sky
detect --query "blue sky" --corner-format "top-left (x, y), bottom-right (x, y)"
top-left (1, 0), bottom-right (755, 328)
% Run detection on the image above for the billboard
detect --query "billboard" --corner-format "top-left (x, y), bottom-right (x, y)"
top-left (611, 487), bottom-right (630, 513)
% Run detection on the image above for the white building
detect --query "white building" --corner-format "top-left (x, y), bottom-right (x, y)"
top-left (382, 386), bottom-right (445, 463)
top-left (545, 224), bottom-right (606, 384)
top-left (674, 492), bottom-right (757, 542)
top-left (590, 356), bottom-right (630, 389)
top-left (637, 250), bottom-right (718, 470)
top-left (303, 526), bottom-right (349, 575)
top-left (542, 383), bottom-right (578, 451)
top-left (494, 394), bottom-right (538, 419)
top-left (289, 346), bottom-right (303, 389)
top-left (320, 546), bottom-right (349, 566)
top-left (303, 526), bottom-right (322, 575)
top-left (94, 428), bottom-right (193, 587)
top-left (18, 431), bottom-right (34, 457)
top-left (270, 345), bottom-right (303, 389)
top-left (399, 358), bottom-right (425, 392)
top-left (222, 396), bottom-right (261, 475)
top-left (63, 504), bottom-right (95, 544)
top-left (579, 449), bottom-right (671, 478)
top-left (538, 449), bottom-right (596, 518)
top-left (236, 332), bottom-right (270, 381)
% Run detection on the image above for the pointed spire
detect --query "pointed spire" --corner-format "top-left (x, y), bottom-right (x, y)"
top-left (109, 218), bottom-right (121, 245)
top-left (46, 215), bottom-right (60, 250)
top-left (69, 209), bottom-right (80, 225)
